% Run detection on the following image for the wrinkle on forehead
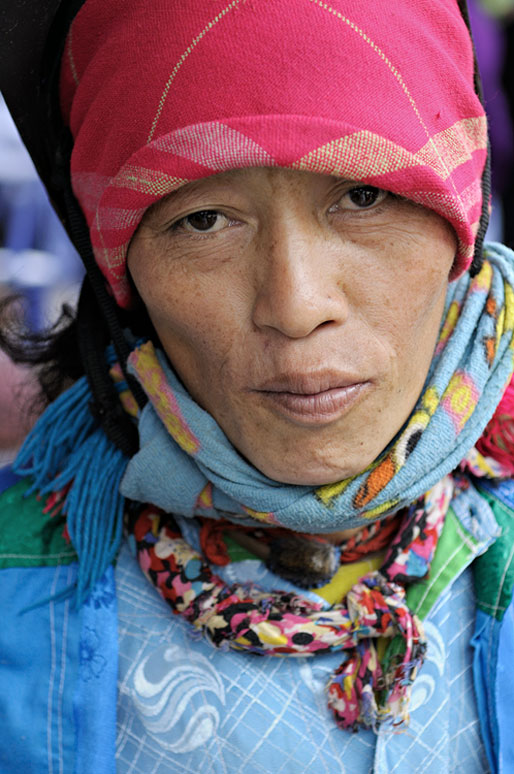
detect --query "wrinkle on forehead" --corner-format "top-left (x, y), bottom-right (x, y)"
top-left (145, 168), bottom-right (350, 223)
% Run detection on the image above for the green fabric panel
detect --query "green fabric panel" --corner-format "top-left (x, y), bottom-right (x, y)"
top-left (224, 534), bottom-right (258, 563)
top-left (473, 488), bottom-right (514, 622)
top-left (383, 508), bottom-right (479, 674)
top-left (0, 479), bottom-right (77, 568)
top-left (406, 506), bottom-right (477, 620)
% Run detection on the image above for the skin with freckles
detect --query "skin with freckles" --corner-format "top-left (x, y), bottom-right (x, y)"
top-left (128, 168), bottom-right (456, 489)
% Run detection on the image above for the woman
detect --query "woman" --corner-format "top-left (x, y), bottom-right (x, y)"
top-left (1, 1), bottom-right (514, 772)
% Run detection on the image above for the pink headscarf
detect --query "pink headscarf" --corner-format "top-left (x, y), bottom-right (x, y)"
top-left (60, 0), bottom-right (487, 307)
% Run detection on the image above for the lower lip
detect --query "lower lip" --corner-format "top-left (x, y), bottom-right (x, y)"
top-left (258, 383), bottom-right (370, 425)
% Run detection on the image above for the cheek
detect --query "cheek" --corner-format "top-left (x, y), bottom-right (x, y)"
top-left (130, 259), bottom-right (248, 403)
top-left (150, 291), bottom-right (232, 362)
top-left (398, 251), bottom-right (453, 341)
top-left (382, 268), bottom-right (447, 347)
top-left (375, 217), bottom-right (454, 328)
top-left (343, 260), bottom-right (449, 375)
top-left (349, 220), bottom-right (454, 395)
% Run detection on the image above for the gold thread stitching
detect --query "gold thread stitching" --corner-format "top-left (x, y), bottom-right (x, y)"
top-left (147, 0), bottom-right (241, 143)
top-left (306, 0), bottom-right (467, 209)
top-left (67, 25), bottom-right (80, 87)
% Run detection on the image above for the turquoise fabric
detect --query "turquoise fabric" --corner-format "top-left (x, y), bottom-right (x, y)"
top-left (74, 567), bottom-right (118, 774)
top-left (0, 531), bottom-right (498, 774)
top-left (0, 466), bottom-right (118, 774)
top-left (470, 478), bottom-right (514, 774)
top-left (1, 466), bottom-right (512, 772)
top-left (471, 599), bottom-right (514, 774)
top-left (0, 561), bottom-right (119, 774)
top-left (0, 560), bottom-right (119, 774)
top-left (0, 563), bottom-right (80, 774)
top-left (471, 609), bottom-right (499, 771)
top-left (497, 597), bottom-right (514, 773)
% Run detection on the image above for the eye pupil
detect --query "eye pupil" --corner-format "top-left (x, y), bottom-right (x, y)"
top-left (186, 210), bottom-right (219, 231)
top-left (349, 186), bottom-right (379, 208)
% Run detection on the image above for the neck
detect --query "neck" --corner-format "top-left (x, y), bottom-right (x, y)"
top-left (321, 526), bottom-right (363, 545)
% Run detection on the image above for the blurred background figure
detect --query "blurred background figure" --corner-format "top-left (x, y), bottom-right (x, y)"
top-left (0, 95), bottom-right (83, 327)
top-left (0, 95), bottom-right (83, 463)
top-left (468, 0), bottom-right (514, 244)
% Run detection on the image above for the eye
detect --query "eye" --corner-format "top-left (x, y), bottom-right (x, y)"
top-left (174, 210), bottom-right (230, 234)
top-left (332, 186), bottom-right (388, 212)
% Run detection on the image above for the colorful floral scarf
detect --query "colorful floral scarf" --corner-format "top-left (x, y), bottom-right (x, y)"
top-left (131, 476), bottom-right (453, 730)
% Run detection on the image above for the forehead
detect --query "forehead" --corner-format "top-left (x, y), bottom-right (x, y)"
top-left (146, 168), bottom-right (351, 219)
top-left (62, 0), bottom-right (483, 306)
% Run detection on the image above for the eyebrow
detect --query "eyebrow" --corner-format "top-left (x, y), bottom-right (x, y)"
top-left (148, 180), bottom-right (207, 219)
top-left (147, 171), bottom-right (246, 222)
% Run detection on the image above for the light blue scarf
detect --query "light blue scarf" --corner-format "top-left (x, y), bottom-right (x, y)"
top-left (120, 243), bottom-right (514, 533)
top-left (15, 243), bottom-right (514, 604)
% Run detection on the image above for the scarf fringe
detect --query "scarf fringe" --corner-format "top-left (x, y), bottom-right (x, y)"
top-left (326, 574), bottom-right (426, 730)
top-left (14, 376), bottom-right (129, 607)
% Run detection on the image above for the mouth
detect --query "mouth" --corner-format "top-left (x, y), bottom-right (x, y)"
top-left (253, 372), bottom-right (372, 426)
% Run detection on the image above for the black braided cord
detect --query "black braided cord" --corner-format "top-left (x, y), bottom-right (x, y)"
top-left (61, 162), bottom-right (147, 409)
top-left (457, 0), bottom-right (492, 277)
top-left (76, 278), bottom-right (140, 458)
top-left (35, 0), bottom-right (148, 455)
top-left (63, 170), bottom-right (147, 457)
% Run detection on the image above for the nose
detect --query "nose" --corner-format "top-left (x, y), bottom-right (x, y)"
top-left (251, 218), bottom-right (349, 339)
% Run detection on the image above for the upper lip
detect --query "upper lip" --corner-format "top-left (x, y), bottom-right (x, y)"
top-left (254, 371), bottom-right (367, 394)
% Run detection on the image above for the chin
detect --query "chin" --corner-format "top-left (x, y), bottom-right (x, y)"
top-left (254, 456), bottom-right (368, 486)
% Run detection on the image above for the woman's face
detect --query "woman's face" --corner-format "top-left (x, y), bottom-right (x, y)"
top-left (128, 168), bottom-right (456, 485)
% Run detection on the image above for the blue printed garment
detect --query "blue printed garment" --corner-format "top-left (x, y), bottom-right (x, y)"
top-left (0, 519), bottom-right (118, 774)
top-left (115, 539), bottom-right (490, 774)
